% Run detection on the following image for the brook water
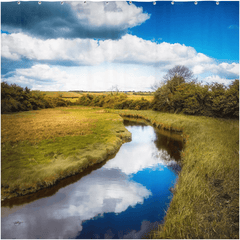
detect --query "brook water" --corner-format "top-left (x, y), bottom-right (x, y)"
top-left (1, 119), bottom-right (183, 239)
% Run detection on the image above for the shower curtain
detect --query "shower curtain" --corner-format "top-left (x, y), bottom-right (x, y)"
top-left (1, 1), bottom-right (239, 239)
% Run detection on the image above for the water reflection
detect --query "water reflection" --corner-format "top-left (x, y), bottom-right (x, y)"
top-left (1, 121), bottom-right (182, 239)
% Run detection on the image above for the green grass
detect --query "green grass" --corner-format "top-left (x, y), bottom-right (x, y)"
top-left (113, 109), bottom-right (239, 239)
top-left (2, 106), bottom-right (238, 238)
top-left (1, 106), bottom-right (131, 199)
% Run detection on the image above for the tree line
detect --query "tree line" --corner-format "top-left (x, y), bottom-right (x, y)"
top-left (1, 82), bottom-right (72, 113)
top-left (152, 66), bottom-right (239, 119)
top-left (76, 93), bottom-right (151, 110)
top-left (1, 66), bottom-right (239, 119)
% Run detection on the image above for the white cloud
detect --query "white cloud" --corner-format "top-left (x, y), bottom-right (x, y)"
top-left (1, 33), bottom-right (213, 67)
top-left (2, 64), bottom-right (157, 91)
top-left (217, 62), bottom-right (239, 78)
top-left (1, 33), bottom-right (103, 64)
top-left (1, 1), bottom-right (150, 40)
top-left (16, 64), bottom-right (68, 82)
top-left (69, 1), bottom-right (150, 29)
top-left (2, 33), bottom-right (238, 90)
top-left (192, 62), bottom-right (239, 80)
top-left (203, 75), bottom-right (235, 86)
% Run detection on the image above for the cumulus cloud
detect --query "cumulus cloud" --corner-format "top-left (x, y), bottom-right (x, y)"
top-left (15, 64), bottom-right (68, 82)
top-left (192, 62), bottom-right (239, 80)
top-left (203, 75), bottom-right (235, 86)
top-left (2, 64), bottom-right (157, 91)
top-left (2, 33), bottom-right (214, 67)
top-left (1, 1), bottom-right (150, 40)
top-left (69, 1), bottom-right (150, 29)
top-left (2, 64), bottom-right (70, 90)
top-left (2, 33), bottom-right (238, 89)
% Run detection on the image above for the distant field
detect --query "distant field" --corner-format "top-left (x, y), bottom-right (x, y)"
top-left (33, 91), bottom-right (82, 98)
top-left (33, 91), bottom-right (154, 102)
top-left (127, 94), bottom-right (154, 101)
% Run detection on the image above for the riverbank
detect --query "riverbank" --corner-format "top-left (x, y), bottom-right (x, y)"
top-left (2, 107), bottom-right (238, 238)
top-left (1, 106), bottom-right (131, 200)
top-left (114, 109), bottom-right (239, 239)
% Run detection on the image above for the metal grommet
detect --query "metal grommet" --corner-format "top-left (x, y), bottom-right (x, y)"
top-left (153, 1), bottom-right (156, 5)
top-left (17, 1), bottom-right (20, 4)
top-left (129, 1), bottom-right (132, 4)
top-left (38, 1), bottom-right (42, 5)
top-left (105, 1), bottom-right (109, 4)
top-left (60, 1), bottom-right (64, 5)
top-left (171, 1), bottom-right (174, 5)
top-left (194, 1), bottom-right (198, 5)
top-left (84, 1), bottom-right (87, 3)
top-left (216, 1), bottom-right (219, 5)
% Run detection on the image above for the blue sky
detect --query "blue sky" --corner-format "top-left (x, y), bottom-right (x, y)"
top-left (1, 1), bottom-right (239, 91)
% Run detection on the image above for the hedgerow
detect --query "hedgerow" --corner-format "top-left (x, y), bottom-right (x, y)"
top-left (1, 82), bottom-right (72, 113)
top-left (152, 76), bottom-right (239, 119)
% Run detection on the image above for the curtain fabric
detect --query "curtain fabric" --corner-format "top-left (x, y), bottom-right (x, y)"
top-left (1, 1), bottom-right (239, 239)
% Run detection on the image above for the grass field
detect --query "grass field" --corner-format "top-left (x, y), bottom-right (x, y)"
top-left (2, 106), bottom-right (238, 238)
top-left (115, 109), bottom-right (239, 239)
top-left (33, 91), bottom-right (154, 102)
top-left (1, 106), bottom-right (131, 199)
top-left (126, 94), bottom-right (154, 101)
top-left (33, 91), bottom-right (82, 98)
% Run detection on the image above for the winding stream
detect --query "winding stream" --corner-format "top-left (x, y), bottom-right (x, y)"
top-left (1, 119), bottom-right (183, 239)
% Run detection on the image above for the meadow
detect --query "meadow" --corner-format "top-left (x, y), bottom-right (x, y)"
top-left (35, 90), bottom-right (154, 102)
top-left (115, 109), bottom-right (239, 239)
top-left (1, 106), bottom-right (131, 199)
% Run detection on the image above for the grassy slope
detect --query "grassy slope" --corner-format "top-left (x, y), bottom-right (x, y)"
top-left (1, 106), bottom-right (131, 199)
top-left (114, 110), bottom-right (239, 239)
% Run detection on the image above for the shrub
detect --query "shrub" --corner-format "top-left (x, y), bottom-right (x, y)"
top-left (1, 82), bottom-right (71, 114)
top-left (152, 75), bottom-right (239, 119)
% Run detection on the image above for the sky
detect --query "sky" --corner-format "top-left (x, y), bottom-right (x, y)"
top-left (1, 0), bottom-right (239, 91)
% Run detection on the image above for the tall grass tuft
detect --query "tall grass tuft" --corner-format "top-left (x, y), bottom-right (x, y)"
top-left (115, 109), bottom-right (239, 239)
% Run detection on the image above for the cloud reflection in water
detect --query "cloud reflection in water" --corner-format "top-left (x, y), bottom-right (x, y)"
top-left (1, 124), bottom-right (181, 239)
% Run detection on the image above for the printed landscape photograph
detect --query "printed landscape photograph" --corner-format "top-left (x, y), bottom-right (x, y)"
top-left (1, 0), bottom-right (239, 239)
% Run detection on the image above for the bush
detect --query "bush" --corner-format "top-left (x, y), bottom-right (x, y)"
top-left (223, 80), bottom-right (239, 118)
top-left (1, 82), bottom-right (71, 114)
top-left (152, 76), bottom-right (239, 119)
top-left (75, 93), bottom-right (151, 110)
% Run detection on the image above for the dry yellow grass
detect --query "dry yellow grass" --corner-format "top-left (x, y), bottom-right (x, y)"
top-left (1, 106), bottom-right (131, 199)
top-left (127, 94), bottom-right (154, 101)
top-left (1, 108), bottom-right (96, 143)
top-left (35, 91), bottom-right (82, 98)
